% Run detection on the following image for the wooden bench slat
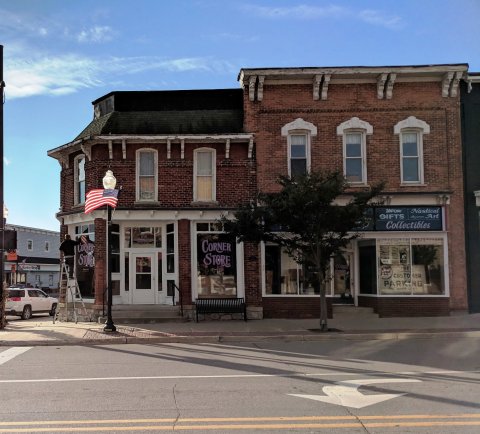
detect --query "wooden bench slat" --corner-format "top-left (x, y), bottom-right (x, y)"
top-left (195, 298), bottom-right (247, 321)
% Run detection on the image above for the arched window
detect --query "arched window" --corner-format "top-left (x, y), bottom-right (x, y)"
top-left (74, 154), bottom-right (86, 205)
top-left (337, 117), bottom-right (373, 185)
top-left (394, 116), bottom-right (430, 184)
top-left (281, 118), bottom-right (317, 177)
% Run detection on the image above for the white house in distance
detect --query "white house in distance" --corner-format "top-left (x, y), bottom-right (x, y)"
top-left (4, 224), bottom-right (60, 292)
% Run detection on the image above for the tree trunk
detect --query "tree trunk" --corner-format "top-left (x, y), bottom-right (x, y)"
top-left (318, 267), bottom-right (328, 331)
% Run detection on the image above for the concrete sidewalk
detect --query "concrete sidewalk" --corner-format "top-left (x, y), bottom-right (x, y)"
top-left (1, 312), bottom-right (480, 346)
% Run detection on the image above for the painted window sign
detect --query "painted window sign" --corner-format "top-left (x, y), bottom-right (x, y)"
top-left (197, 234), bottom-right (237, 298)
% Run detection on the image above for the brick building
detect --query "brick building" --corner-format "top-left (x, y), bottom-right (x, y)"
top-left (48, 63), bottom-right (469, 319)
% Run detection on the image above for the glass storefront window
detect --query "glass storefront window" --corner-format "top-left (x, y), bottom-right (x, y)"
top-left (196, 223), bottom-right (237, 298)
top-left (265, 245), bottom-right (319, 295)
top-left (377, 238), bottom-right (445, 295)
top-left (74, 224), bottom-right (95, 298)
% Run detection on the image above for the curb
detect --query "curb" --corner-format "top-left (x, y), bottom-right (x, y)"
top-left (2, 329), bottom-right (480, 347)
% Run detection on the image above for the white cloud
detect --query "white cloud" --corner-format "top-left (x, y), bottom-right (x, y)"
top-left (4, 157), bottom-right (11, 166)
top-left (242, 3), bottom-right (403, 29)
top-left (359, 10), bottom-right (403, 29)
top-left (77, 26), bottom-right (115, 43)
top-left (4, 54), bottom-right (236, 99)
top-left (242, 4), bottom-right (346, 19)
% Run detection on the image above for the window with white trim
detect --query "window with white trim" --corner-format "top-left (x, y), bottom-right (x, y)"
top-left (337, 117), bottom-right (373, 185)
top-left (281, 118), bottom-right (317, 178)
top-left (136, 149), bottom-right (157, 201)
top-left (74, 155), bottom-right (86, 205)
top-left (394, 116), bottom-right (430, 184)
top-left (194, 148), bottom-right (216, 202)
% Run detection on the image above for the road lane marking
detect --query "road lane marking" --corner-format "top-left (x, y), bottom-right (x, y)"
top-left (0, 413), bottom-right (480, 433)
top-left (1, 414), bottom-right (480, 426)
top-left (0, 347), bottom-right (32, 366)
top-left (0, 371), bottom-right (359, 383)
top-left (290, 378), bottom-right (422, 408)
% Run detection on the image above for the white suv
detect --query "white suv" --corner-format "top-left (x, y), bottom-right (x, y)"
top-left (5, 287), bottom-right (58, 320)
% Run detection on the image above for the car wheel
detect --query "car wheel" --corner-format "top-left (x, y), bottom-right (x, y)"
top-left (21, 305), bottom-right (32, 320)
top-left (49, 303), bottom-right (57, 317)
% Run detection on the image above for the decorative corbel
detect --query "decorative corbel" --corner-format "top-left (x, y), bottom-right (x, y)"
top-left (321, 74), bottom-right (331, 100)
top-left (80, 143), bottom-right (92, 161)
top-left (257, 76), bottom-right (265, 101)
top-left (225, 138), bottom-right (231, 159)
top-left (442, 72), bottom-right (454, 97)
top-left (436, 194), bottom-right (450, 205)
top-left (385, 73), bottom-right (396, 99)
top-left (380, 195), bottom-right (393, 206)
top-left (108, 140), bottom-right (113, 160)
top-left (313, 74), bottom-right (322, 100)
top-left (122, 139), bottom-right (126, 159)
top-left (248, 137), bottom-right (254, 159)
top-left (199, 210), bottom-right (204, 217)
top-left (449, 71), bottom-right (462, 97)
top-left (181, 139), bottom-right (185, 160)
top-left (248, 75), bottom-right (257, 102)
top-left (58, 154), bottom-right (69, 169)
top-left (377, 73), bottom-right (388, 99)
top-left (167, 139), bottom-right (171, 159)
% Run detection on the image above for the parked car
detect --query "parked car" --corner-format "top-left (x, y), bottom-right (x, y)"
top-left (5, 287), bottom-right (58, 320)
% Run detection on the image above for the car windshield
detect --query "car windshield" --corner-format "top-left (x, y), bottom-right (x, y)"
top-left (7, 289), bottom-right (25, 298)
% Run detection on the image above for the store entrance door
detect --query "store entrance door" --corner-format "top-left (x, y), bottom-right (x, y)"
top-left (131, 253), bottom-right (156, 304)
top-left (333, 252), bottom-right (354, 304)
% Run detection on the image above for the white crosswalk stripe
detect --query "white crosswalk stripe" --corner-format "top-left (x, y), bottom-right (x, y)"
top-left (0, 347), bottom-right (32, 365)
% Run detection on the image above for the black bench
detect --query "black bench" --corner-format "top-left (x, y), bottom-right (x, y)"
top-left (195, 297), bottom-right (247, 322)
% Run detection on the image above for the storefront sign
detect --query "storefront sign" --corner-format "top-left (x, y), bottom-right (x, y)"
top-left (357, 207), bottom-right (443, 232)
top-left (18, 264), bottom-right (40, 271)
top-left (198, 235), bottom-right (236, 270)
top-left (375, 207), bottom-right (442, 231)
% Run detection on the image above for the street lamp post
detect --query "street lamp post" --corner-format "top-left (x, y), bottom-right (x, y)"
top-left (103, 170), bottom-right (116, 333)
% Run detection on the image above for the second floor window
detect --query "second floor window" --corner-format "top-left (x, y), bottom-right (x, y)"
top-left (337, 117), bottom-right (372, 185)
top-left (75, 155), bottom-right (85, 205)
top-left (400, 131), bottom-right (421, 183)
top-left (289, 134), bottom-right (308, 177)
top-left (194, 149), bottom-right (215, 202)
top-left (344, 132), bottom-right (365, 183)
top-left (137, 149), bottom-right (157, 201)
top-left (281, 118), bottom-right (316, 179)
top-left (27, 240), bottom-right (33, 251)
top-left (394, 116), bottom-right (429, 185)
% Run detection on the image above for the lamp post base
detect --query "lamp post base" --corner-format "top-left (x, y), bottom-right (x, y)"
top-left (103, 321), bottom-right (117, 333)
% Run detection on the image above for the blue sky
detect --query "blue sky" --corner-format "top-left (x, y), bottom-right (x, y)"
top-left (2, 0), bottom-right (479, 231)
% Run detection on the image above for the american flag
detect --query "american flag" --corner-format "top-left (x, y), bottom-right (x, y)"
top-left (84, 189), bottom-right (119, 214)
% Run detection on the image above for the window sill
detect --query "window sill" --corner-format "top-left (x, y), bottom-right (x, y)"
top-left (347, 183), bottom-right (369, 188)
top-left (134, 201), bottom-right (160, 205)
top-left (191, 200), bottom-right (219, 206)
top-left (400, 182), bottom-right (427, 187)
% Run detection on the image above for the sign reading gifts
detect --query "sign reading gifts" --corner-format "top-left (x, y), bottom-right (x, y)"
top-left (358, 206), bottom-right (443, 232)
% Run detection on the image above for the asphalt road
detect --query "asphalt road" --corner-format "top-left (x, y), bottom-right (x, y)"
top-left (1, 337), bottom-right (480, 433)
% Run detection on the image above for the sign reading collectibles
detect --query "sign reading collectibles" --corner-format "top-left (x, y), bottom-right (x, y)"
top-left (360, 207), bottom-right (443, 232)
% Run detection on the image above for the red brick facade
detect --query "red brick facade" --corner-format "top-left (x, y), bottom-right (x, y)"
top-left (50, 65), bottom-right (469, 320)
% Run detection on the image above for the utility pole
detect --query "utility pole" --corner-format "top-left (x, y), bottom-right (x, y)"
top-left (0, 45), bottom-right (5, 328)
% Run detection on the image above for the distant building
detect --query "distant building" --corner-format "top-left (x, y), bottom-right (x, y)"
top-left (4, 224), bottom-right (60, 292)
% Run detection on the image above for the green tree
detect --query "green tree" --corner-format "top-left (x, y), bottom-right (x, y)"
top-left (221, 171), bottom-right (384, 331)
